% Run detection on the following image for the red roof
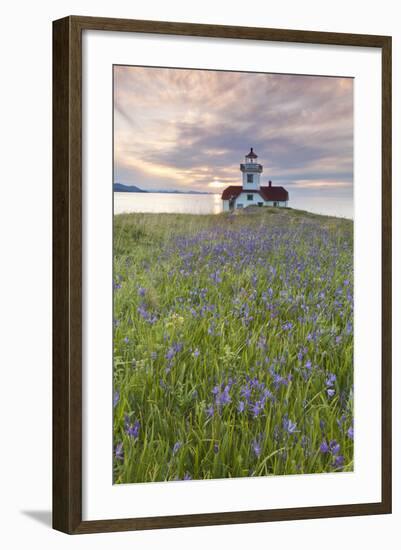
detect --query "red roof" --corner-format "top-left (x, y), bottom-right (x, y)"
top-left (221, 186), bottom-right (243, 200)
top-left (221, 185), bottom-right (289, 201)
top-left (259, 186), bottom-right (289, 201)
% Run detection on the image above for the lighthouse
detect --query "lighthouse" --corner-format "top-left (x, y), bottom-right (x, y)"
top-left (240, 147), bottom-right (263, 191)
top-left (221, 148), bottom-right (289, 211)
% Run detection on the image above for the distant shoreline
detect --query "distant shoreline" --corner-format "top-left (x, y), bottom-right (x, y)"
top-left (113, 183), bottom-right (214, 195)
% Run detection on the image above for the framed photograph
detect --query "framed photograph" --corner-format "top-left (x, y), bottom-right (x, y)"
top-left (53, 16), bottom-right (392, 534)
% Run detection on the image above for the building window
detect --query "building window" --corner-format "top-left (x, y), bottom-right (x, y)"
top-left (247, 194), bottom-right (253, 201)
top-left (237, 204), bottom-right (243, 208)
top-left (273, 201), bottom-right (278, 207)
top-left (257, 202), bottom-right (263, 207)
top-left (247, 174), bottom-right (253, 183)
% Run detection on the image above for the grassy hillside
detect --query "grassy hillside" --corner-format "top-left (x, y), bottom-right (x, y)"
top-left (113, 208), bottom-right (354, 483)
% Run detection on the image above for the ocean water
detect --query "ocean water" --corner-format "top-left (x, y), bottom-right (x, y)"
top-left (114, 192), bottom-right (222, 215)
top-left (114, 191), bottom-right (353, 219)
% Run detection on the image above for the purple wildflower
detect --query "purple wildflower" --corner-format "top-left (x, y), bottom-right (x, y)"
top-left (263, 388), bottom-right (273, 401)
top-left (237, 401), bottom-right (245, 413)
top-left (272, 373), bottom-right (287, 389)
top-left (241, 385), bottom-right (252, 401)
top-left (329, 440), bottom-right (340, 455)
top-left (297, 346), bottom-right (307, 361)
top-left (173, 342), bottom-right (183, 353)
top-left (115, 442), bottom-right (124, 461)
top-left (333, 454), bottom-right (345, 468)
top-left (210, 270), bottom-right (222, 284)
top-left (257, 336), bottom-right (267, 350)
top-left (337, 415), bottom-right (346, 428)
top-left (137, 304), bottom-right (148, 320)
top-left (215, 385), bottom-right (231, 407)
top-left (347, 426), bottom-right (354, 440)
top-left (173, 441), bottom-right (182, 455)
top-left (251, 401), bottom-right (263, 418)
top-left (137, 303), bottom-right (157, 324)
top-left (113, 390), bottom-right (119, 408)
top-left (126, 419), bottom-right (140, 439)
top-left (287, 420), bottom-right (297, 434)
top-left (326, 373), bottom-right (337, 387)
top-left (320, 440), bottom-right (329, 453)
top-left (283, 417), bottom-right (297, 434)
top-left (252, 437), bottom-right (262, 458)
top-left (327, 388), bottom-right (336, 398)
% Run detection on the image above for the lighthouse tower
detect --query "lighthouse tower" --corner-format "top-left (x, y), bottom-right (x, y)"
top-left (240, 147), bottom-right (263, 191)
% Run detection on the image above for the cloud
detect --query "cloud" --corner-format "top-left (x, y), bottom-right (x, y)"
top-left (114, 66), bottom-right (353, 197)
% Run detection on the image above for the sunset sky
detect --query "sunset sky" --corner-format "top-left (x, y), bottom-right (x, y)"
top-left (114, 66), bottom-right (353, 217)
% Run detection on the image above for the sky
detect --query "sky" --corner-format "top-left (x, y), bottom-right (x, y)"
top-left (114, 65), bottom-right (353, 217)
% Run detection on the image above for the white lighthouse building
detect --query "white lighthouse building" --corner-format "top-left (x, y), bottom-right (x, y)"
top-left (221, 148), bottom-right (289, 211)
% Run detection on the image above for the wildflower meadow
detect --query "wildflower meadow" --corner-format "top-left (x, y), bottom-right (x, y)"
top-left (113, 207), bottom-right (354, 483)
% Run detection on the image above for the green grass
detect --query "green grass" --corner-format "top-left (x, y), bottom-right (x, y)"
top-left (113, 207), bottom-right (354, 483)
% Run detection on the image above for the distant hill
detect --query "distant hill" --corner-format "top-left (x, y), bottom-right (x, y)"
top-left (114, 183), bottom-right (147, 193)
top-left (153, 189), bottom-right (213, 195)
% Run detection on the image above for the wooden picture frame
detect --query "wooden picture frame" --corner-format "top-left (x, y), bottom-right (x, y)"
top-left (53, 15), bottom-right (392, 534)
